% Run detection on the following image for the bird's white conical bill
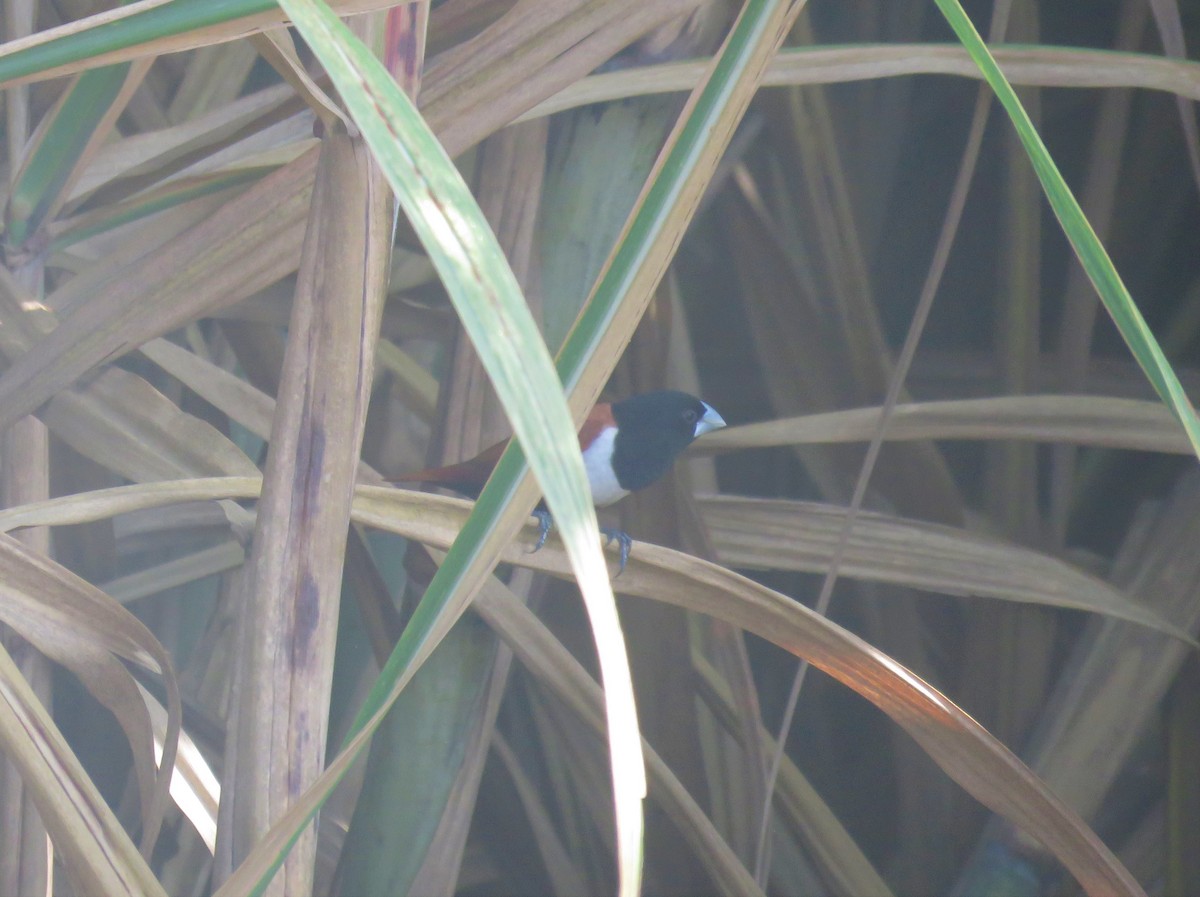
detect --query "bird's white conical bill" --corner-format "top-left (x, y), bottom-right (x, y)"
top-left (694, 403), bottom-right (726, 437)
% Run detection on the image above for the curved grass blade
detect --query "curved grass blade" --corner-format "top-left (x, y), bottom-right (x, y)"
top-left (696, 495), bottom-right (1196, 645)
top-left (0, 0), bottom-right (275, 86)
top-left (13, 0), bottom-right (809, 891)
top-left (0, 0), bottom-right (393, 88)
top-left (698, 395), bottom-right (1192, 456)
top-left (0, 533), bottom-right (183, 859)
top-left (523, 44), bottom-right (1200, 120)
top-left (4, 480), bottom-right (1189, 645)
top-left (0, 478), bottom-right (1143, 896)
top-left (0, 638), bottom-right (167, 897)
top-left (269, 2), bottom-right (640, 895)
top-left (932, 0), bottom-right (1200, 459)
top-left (0, 0), bottom-right (812, 889)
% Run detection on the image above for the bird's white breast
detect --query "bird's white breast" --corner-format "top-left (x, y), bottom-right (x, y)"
top-left (581, 426), bottom-right (629, 507)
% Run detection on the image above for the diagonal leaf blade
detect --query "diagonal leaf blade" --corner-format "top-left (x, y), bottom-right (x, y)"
top-left (932, 0), bottom-right (1200, 459)
top-left (267, 2), bottom-right (643, 895)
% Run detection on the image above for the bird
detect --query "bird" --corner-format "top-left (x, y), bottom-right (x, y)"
top-left (391, 390), bottom-right (727, 571)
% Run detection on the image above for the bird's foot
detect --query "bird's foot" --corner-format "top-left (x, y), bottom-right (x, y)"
top-left (528, 511), bottom-right (631, 575)
top-left (530, 509), bottom-right (554, 553)
top-left (602, 527), bottom-right (633, 576)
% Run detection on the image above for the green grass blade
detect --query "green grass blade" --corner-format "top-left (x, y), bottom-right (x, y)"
top-left (554, 1), bottom-right (797, 388)
top-left (216, 1), bottom-right (799, 894)
top-left (6, 64), bottom-right (130, 245)
top-left (0, 1), bottom-right (277, 85)
top-left (933, 0), bottom-right (1200, 459)
top-left (267, 2), bottom-right (643, 896)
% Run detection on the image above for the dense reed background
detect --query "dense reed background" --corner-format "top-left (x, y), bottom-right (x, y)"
top-left (1, 1), bottom-right (1199, 895)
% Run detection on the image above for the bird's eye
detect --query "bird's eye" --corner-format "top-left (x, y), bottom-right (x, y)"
top-left (682, 408), bottom-right (698, 426)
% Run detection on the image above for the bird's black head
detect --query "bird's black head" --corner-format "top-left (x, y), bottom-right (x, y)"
top-left (609, 390), bottom-right (725, 493)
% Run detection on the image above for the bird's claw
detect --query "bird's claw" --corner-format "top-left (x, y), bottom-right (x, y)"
top-left (529, 512), bottom-right (632, 576)
top-left (602, 527), bottom-right (633, 576)
top-left (530, 509), bottom-right (553, 553)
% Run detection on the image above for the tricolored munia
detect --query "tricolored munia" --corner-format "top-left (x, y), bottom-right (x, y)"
top-left (392, 390), bottom-right (726, 571)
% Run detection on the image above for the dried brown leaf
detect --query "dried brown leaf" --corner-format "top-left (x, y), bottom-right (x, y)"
top-left (691, 654), bottom-right (892, 897)
top-left (1, 0), bottom-right (705, 439)
top-left (0, 480), bottom-right (1149, 896)
top-left (352, 486), bottom-right (1149, 897)
top-left (0, 532), bottom-right (181, 868)
top-left (524, 44), bottom-right (1200, 119)
top-left (0, 638), bottom-right (165, 897)
top-left (696, 493), bottom-right (1195, 644)
top-left (42, 367), bottom-right (260, 482)
top-left (0, 148), bottom-right (317, 431)
top-left (67, 83), bottom-right (298, 202)
top-left (698, 395), bottom-right (1191, 456)
top-left (225, 129), bottom-right (390, 893)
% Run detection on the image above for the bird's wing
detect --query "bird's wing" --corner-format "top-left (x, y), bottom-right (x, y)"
top-left (392, 403), bottom-right (617, 490)
top-left (390, 439), bottom-right (508, 488)
top-left (576, 402), bottom-right (616, 452)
